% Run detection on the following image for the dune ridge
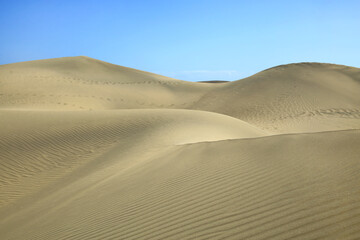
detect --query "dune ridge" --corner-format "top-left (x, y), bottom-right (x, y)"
top-left (0, 57), bottom-right (359, 239)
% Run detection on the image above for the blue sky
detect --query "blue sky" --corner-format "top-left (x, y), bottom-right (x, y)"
top-left (1, 0), bottom-right (359, 81)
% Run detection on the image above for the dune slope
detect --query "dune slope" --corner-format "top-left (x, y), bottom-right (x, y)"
top-left (1, 58), bottom-right (360, 133)
top-left (0, 56), bottom-right (215, 110)
top-left (193, 63), bottom-right (360, 133)
top-left (1, 130), bottom-right (359, 240)
top-left (0, 57), bottom-right (360, 239)
top-left (0, 109), bottom-right (265, 208)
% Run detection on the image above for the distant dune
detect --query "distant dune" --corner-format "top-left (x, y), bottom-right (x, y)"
top-left (197, 80), bottom-right (229, 83)
top-left (0, 57), bottom-right (359, 239)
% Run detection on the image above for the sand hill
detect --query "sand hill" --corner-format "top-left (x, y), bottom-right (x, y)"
top-left (0, 57), bottom-right (359, 240)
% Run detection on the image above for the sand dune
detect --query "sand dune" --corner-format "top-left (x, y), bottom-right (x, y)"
top-left (0, 56), bottom-right (214, 110)
top-left (0, 57), bottom-right (359, 239)
top-left (1, 57), bottom-right (359, 133)
top-left (193, 63), bottom-right (360, 133)
top-left (0, 109), bottom-right (265, 208)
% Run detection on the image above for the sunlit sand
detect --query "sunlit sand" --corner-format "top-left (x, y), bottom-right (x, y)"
top-left (1, 57), bottom-right (359, 239)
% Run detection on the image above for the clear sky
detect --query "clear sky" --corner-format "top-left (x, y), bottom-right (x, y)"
top-left (1, 0), bottom-right (359, 81)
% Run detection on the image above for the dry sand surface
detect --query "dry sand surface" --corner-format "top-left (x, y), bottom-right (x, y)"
top-left (0, 56), bottom-right (359, 239)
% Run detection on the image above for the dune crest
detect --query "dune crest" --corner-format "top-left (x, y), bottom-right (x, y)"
top-left (1, 57), bottom-right (360, 239)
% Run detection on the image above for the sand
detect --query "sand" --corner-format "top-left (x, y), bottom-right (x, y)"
top-left (0, 56), bottom-right (359, 239)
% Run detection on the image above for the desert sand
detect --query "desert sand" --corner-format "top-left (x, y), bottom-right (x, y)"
top-left (0, 56), bottom-right (359, 239)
